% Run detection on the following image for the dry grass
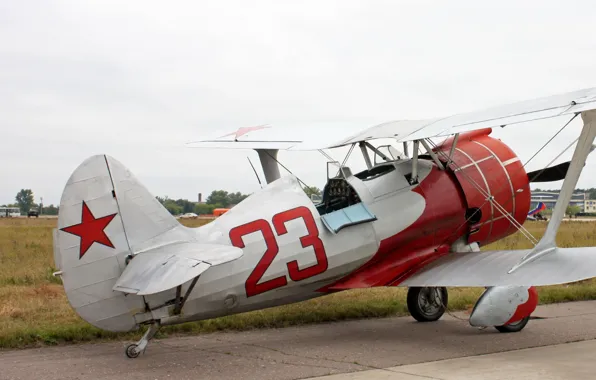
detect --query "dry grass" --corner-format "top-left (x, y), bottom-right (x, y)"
top-left (1, 218), bottom-right (596, 349)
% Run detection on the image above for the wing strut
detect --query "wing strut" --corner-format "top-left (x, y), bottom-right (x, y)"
top-left (359, 142), bottom-right (373, 169)
top-left (173, 275), bottom-right (201, 315)
top-left (447, 133), bottom-right (460, 166)
top-left (256, 149), bottom-right (282, 184)
top-left (411, 140), bottom-right (420, 184)
top-left (509, 110), bottom-right (596, 273)
top-left (420, 139), bottom-right (445, 170)
top-left (364, 141), bottom-right (392, 162)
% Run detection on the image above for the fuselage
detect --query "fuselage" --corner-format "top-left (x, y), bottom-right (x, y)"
top-left (142, 128), bottom-right (531, 326)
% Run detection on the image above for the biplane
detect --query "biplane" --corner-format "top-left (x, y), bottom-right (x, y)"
top-left (53, 87), bottom-right (596, 358)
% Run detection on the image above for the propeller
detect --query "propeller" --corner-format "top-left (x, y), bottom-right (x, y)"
top-left (527, 144), bottom-right (596, 182)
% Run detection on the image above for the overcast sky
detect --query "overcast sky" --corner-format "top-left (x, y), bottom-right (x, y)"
top-left (2, 0), bottom-right (596, 205)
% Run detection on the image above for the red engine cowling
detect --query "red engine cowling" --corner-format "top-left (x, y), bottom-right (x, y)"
top-left (434, 128), bottom-right (531, 247)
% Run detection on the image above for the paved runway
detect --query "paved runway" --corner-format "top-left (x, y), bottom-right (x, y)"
top-left (311, 340), bottom-right (596, 379)
top-left (2, 301), bottom-right (596, 380)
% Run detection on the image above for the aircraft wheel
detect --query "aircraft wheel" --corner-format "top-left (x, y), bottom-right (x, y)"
top-left (495, 316), bottom-right (530, 333)
top-left (407, 286), bottom-right (448, 322)
top-left (125, 344), bottom-right (141, 358)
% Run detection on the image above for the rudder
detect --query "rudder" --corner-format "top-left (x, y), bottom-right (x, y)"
top-left (54, 155), bottom-right (185, 332)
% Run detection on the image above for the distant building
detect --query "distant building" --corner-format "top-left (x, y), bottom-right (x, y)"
top-left (530, 191), bottom-right (587, 212)
top-left (0, 207), bottom-right (20, 217)
top-left (585, 199), bottom-right (596, 213)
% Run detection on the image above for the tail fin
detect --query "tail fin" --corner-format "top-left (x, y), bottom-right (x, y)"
top-left (54, 155), bottom-right (188, 332)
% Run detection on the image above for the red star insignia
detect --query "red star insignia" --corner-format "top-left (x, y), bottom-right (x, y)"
top-left (219, 125), bottom-right (270, 140)
top-left (61, 201), bottom-right (118, 259)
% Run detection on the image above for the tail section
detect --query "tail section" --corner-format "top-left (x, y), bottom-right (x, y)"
top-left (103, 155), bottom-right (185, 252)
top-left (54, 155), bottom-right (189, 332)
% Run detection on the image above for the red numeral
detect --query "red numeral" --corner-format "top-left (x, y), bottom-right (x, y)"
top-left (273, 206), bottom-right (328, 282)
top-left (229, 219), bottom-right (287, 298)
top-left (230, 207), bottom-right (328, 297)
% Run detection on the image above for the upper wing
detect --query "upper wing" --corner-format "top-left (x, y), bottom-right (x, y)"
top-left (113, 242), bottom-right (243, 295)
top-left (400, 246), bottom-right (596, 287)
top-left (187, 87), bottom-right (596, 151)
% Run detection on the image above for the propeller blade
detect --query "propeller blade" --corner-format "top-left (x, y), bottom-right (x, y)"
top-left (527, 144), bottom-right (596, 182)
top-left (527, 161), bottom-right (571, 182)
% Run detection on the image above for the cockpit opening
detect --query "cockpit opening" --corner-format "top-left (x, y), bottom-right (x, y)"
top-left (316, 176), bottom-right (362, 216)
top-left (354, 162), bottom-right (396, 181)
top-left (314, 165), bottom-right (377, 233)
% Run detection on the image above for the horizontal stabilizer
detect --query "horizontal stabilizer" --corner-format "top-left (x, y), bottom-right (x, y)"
top-left (113, 243), bottom-right (243, 295)
top-left (401, 247), bottom-right (596, 287)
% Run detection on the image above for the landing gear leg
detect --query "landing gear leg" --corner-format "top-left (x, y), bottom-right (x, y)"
top-left (407, 287), bottom-right (448, 322)
top-left (125, 321), bottom-right (160, 359)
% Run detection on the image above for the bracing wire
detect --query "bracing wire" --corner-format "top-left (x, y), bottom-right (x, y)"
top-left (247, 157), bottom-right (263, 189)
top-left (341, 144), bottom-right (356, 167)
top-left (263, 150), bottom-right (312, 189)
top-left (521, 113), bottom-right (579, 169)
top-left (460, 113), bottom-right (579, 236)
top-left (527, 138), bottom-right (579, 184)
top-left (427, 139), bottom-right (539, 245)
top-left (427, 113), bottom-right (579, 247)
top-left (318, 149), bottom-right (336, 163)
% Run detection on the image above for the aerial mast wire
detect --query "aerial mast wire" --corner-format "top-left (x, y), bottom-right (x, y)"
top-left (247, 156), bottom-right (263, 189)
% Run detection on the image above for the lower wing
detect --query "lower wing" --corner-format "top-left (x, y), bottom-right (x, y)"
top-left (400, 247), bottom-right (596, 287)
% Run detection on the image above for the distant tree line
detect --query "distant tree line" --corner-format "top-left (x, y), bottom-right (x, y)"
top-left (156, 190), bottom-right (251, 215)
top-left (1, 189), bottom-right (252, 217)
top-left (1, 189), bottom-right (59, 215)
top-left (2, 186), bottom-right (324, 217)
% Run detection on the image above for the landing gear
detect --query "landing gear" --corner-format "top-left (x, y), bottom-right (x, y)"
top-left (125, 321), bottom-right (160, 358)
top-left (407, 286), bottom-right (448, 322)
top-left (494, 316), bottom-right (530, 333)
top-left (125, 344), bottom-right (141, 358)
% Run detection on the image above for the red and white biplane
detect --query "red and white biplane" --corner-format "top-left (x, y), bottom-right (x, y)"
top-left (53, 87), bottom-right (596, 358)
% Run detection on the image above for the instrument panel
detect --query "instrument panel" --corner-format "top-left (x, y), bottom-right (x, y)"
top-left (323, 178), bottom-right (361, 212)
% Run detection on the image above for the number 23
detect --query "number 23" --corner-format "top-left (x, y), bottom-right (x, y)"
top-left (229, 206), bottom-right (328, 297)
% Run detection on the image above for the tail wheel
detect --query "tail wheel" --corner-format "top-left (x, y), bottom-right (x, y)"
top-left (125, 344), bottom-right (141, 358)
top-left (407, 286), bottom-right (448, 322)
top-left (495, 316), bottom-right (530, 333)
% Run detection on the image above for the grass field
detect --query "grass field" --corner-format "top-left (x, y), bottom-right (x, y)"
top-left (2, 217), bottom-right (596, 349)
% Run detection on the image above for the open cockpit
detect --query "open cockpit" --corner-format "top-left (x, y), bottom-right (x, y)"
top-left (316, 170), bottom-right (362, 215)
top-left (315, 167), bottom-right (376, 233)
top-left (312, 140), bottom-right (440, 233)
